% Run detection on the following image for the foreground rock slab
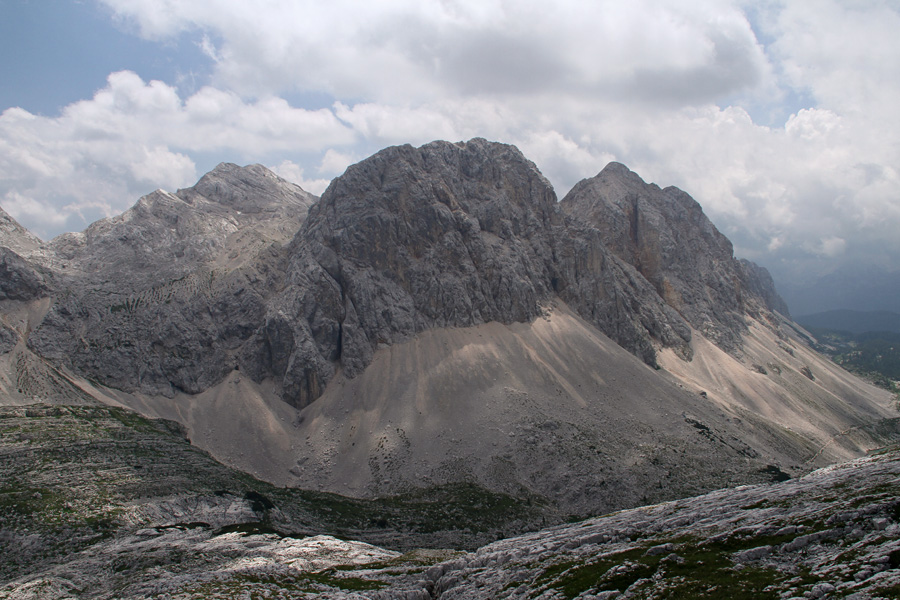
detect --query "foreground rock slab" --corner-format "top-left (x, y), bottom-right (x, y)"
top-left (4, 444), bottom-right (900, 599)
top-left (423, 447), bottom-right (900, 600)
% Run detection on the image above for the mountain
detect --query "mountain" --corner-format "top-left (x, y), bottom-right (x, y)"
top-left (1, 139), bottom-right (898, 522)
top-left (22, 163), bottom-right (314, 398)
top-left (561, 162), bottom-right (789, 355)
top-left (797, 309), bottom-right (900, 335)
top-left (777, 264), bottom-right (900, 315)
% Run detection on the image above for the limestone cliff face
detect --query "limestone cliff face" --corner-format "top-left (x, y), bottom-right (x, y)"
top-left (738, 258), bottom-right (791, 318)
top-left (0, 247), bottom-right (49, 303)
top-left (243, 140), bottom-right (696, 407)
top-left (258, 139), bottom-right (564, 407)
top-left (25, 164), bottom-right (314, 397)
top-left (15, 142), bottom-right (785, 407)
top-left (562, 162), bottom-right (783, 354)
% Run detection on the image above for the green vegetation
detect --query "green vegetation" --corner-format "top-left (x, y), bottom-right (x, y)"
top-left (806, 327), bottom-right (900, 393)
top-left (530, 531), bottom-right (822, 599)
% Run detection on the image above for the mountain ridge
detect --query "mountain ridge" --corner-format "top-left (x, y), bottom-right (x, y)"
top-left (1, 138), bottom-right (897, 519)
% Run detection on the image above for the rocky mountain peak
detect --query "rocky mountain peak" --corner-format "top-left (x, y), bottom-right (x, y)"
top-left (309, 138), bottom-right (559, 239)
top-left (561, 163), bottom-right (771, 354)
top-left (263, 139), bottom-right (565, 407)
top-left (25, 164), bottom-right (317, 398)
top-left (0, 205), bottom-right (44, 258)
top-left (181, 162), bottom-right (316, 215)
top-left (49, 165), bottom-right (314, 277)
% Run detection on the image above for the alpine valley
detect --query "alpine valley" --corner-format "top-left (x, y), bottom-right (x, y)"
top-left (1, 139), bottom-right (899, 599)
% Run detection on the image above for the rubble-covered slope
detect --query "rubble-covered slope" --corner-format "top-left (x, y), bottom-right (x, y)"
top-left (3, 404), bottom-right (900, 599)
top-left (0, 404), bottom-right (549, 589)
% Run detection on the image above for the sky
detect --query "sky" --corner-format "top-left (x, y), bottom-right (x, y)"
top-left (1, 0), bottom-right (899, 308)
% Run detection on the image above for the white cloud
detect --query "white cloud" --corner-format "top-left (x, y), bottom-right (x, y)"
top-left (0, 71), bottom-right (355, 238)
top-left (101, 0), bottom-right (768, 105)
top-left (318, 149), bottom-right (358, 178)
top-left (816, 236), bottom-right (847, 258)
top-left (766, 0), bottom-right (900, 117)
top-left (3, 0), bottom-right (899, 296)
top-left (784, 108), bottom-right (841, 141)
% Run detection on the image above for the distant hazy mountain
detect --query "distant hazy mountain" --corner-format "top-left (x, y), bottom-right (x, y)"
top-left (777, 265), bottom-right (900, 316)
top-left (796, 309), bottom-right (900, 334)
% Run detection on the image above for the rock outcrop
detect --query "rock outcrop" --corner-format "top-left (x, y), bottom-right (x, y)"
top-left (4, 402), bottom-right (900, 599)
top-left (562, 162), bottom-right (780, 355)
top-left (25, 163), bottom-right (314, 397)
top-left (0, 247), bottom-right (48, 303)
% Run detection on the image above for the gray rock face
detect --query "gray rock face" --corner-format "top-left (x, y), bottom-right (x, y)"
top-left (259, 140), bottom-right (564, 407)
top-left (0, 247), bottom-right (48, 302)
top-left (553, 222), bottom-right (694, 364)
top-left (562, 162), bottom-right (782, 354)
top-left (0, 322), bottom-right (16, 354)
top-left (739, 257), bottom-right (791, 317)
top-left (19, 142), bottom-right (787, 406)
top-left (248, 140), bottom-right (699, 407)
top-left (26, 164), bottom-right (314, 397)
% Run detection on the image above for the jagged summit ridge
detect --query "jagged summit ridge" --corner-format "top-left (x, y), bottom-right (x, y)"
top-left (5, 139), bottom-right (891, 519)
top-left (14, 140), bottom-right (784, 405)
top-left (251, 139), bottom-right (705, 407)
top-left (562, 161), bottom-right (784, 354)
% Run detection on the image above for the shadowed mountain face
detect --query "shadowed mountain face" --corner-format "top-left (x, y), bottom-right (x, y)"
top-left (1, 139), bottom-right (898, 518)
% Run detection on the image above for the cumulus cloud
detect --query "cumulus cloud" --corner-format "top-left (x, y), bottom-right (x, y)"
top-left (268, 159), bottom-right (332, 196)
top-left (2, 0), bottom-right (899, 302)
top-left (0, 71), bottom-right (354, 237)
top-left (101, 0), bottom-right (769, 105)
